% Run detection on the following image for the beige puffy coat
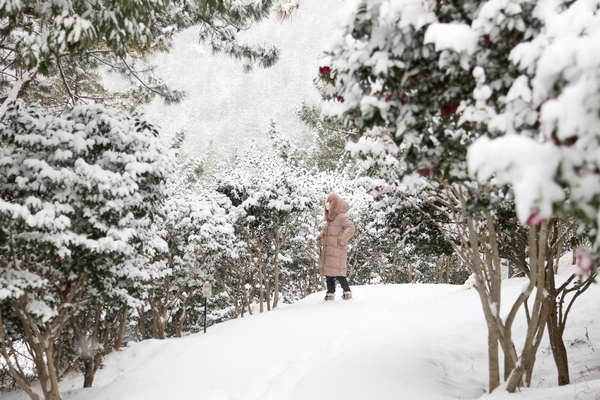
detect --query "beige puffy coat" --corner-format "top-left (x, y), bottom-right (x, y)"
top-left (317, 193), bottom-right (355, 277)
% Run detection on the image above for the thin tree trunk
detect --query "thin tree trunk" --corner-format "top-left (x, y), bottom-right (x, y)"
top-left (506, 222), bottom-right (550, 392)
top-left (545, 266), bottom-right (570, 385)
top-left (273, 261), bottom-right (280, 308)
top-left (155, 313), bottom-right (166, 340)
top-left (273, 220), bottom-right (281, 309)
top-left (83, 357), bottom-right (95, 388)
top-left (259, 265), bottom-right (265, 313)
top-left (466, 213), bottom-right (500, 392)
top-left (176, 295), bottom-right (192, 337)
top-left (265, 276), bottom-right (271, 312)
top-left (240, 275), bottom-right (247, 318)
top-left (138, 306), bottom-right (146, 340)
top-left (245, 287), bottom-right (254, 316)
top-left (546, 300), bottom-right (569, 384)
top-left (114, 309), bottom-right (128, 351)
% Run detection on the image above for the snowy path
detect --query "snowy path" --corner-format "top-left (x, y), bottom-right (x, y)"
top-left (69, 285), bottom-right (491, 400)
top-left (3, 266), bottom-right (600, 400)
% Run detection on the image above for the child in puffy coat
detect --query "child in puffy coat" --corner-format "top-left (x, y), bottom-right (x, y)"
top-left (317, 193), bottom-right (355, 300)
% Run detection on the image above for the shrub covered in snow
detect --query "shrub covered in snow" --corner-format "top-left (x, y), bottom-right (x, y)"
top-left (0, 101), bottom-right (174, 399)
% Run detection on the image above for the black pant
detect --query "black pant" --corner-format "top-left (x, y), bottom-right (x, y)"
top-left (326, 276), bottom-right (351, 293)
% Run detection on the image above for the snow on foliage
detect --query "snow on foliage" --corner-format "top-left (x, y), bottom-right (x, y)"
top-left (0, 100), bottom-right (175, 317)
top-left (0, 0), bottom-right (167, 68)
top-left (322, 0), bottom-right (600, 244)
top-left (468, 0), bottom-right (600, 231)
top-left (320, 0), bottom-right (600, 392)
top-left (132, 175), bottom-right (236, 338)
top-left (0, 100), bottom-right (175, 400)
top-left (468, 135), bottom-right (563, 223)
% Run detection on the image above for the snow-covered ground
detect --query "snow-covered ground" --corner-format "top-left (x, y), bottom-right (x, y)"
top-left (3, 257), bottom-right (600, 400)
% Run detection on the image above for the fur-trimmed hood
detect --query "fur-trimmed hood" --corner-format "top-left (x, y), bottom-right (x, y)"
top-left (324, 192), bottom-right (350, 221)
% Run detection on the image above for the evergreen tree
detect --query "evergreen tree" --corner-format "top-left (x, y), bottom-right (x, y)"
top-left (0, 102), bottom-right (174, 400)
top-left (0, 0), bottom-right (280, 113)
top-left (0, 0), bottom-right (282, 397)
top-left (137, 178), bottom-right (234, 339)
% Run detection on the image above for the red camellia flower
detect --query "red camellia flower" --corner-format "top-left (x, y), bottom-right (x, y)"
top-left (551, 135), bottom-right (578, 147)
top-left (56, 254), bottom-right (63, 262)
top-left (319, 66), bottom-right (331, 75)
top-left (385, 93), bottom-right (393, 102)
top-left (59, 277), bottom-right (70, 296)
top-left (418, 166), bottom-right (436, 177)
top-left (526, 210), bottom-right (546, 226)
top-left (336, 96), bottom-right (345, 103)
top-left (482, 35), bottom-right (492, 45)
top-left (440, 103), bottom-right (458, 116)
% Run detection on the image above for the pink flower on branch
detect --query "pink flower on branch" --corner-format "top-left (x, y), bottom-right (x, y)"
top-left (526, 210), bottom-right (546, 226)
top-left (575, 248), bottom-right (596, 279)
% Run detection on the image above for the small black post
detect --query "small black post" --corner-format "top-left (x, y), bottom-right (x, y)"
top-left (202, 282), bottom-right (212, 334)
top-left (204, 296), bottom-right (207, 334)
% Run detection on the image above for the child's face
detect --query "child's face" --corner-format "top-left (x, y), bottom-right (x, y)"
top-left (325, 201), bottom-right (331, 211)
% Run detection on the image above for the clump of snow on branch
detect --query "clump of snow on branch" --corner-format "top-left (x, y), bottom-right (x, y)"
top-left (468, 135), bottom-right (563, 224)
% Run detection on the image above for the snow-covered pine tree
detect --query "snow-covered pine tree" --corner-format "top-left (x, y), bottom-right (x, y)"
top-left (294, 102), bottom-right (359, 172)
top-left (198, 0), bottom-right (280, 73)
top-left (213, 150), bottom-right (313, 311)
top-left (137, 178), bottom-right (234, 339)
top-left (0, 102), bottom-right (174, 400)
top-left (0, 0), bottom-right (183, 110)
top-left (0, 0), bottom-right (280, 114)
top-left (0, 0), bottom-right (284, 395)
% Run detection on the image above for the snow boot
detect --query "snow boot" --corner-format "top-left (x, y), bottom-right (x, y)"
top-left (342, 291), bottom-right (352, 300)
top-left (324, 292), bottom-right (335, 301)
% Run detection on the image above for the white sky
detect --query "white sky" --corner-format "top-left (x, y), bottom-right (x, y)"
top-left (3, 255), bottom-right (600, 400)
top-left (141, 0), bottom-right (345, 159)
